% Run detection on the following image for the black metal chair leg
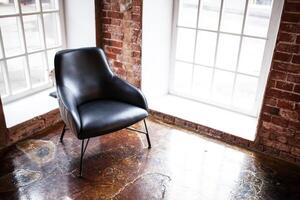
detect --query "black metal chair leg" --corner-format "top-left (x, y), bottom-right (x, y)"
top-left (143, 119), bottom-right (151, 149)
top-left (79, 138), bottom-right (90, 177)
top-left (60, 124), bottom-right (66, 142)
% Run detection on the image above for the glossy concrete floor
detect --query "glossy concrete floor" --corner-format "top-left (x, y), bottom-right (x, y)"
top-left (0, 119), bottom-right (300, 200)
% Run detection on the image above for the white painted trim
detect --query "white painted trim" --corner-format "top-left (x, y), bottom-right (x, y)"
top-left (255, 0), bottom-right (285, 116)
top-left (169, 0), bottom-right (284, 117)
top-left (168, 0), bottom-right (180, 93)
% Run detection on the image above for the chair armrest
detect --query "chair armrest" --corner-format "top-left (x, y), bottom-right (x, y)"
top-left (109, 76), bottom-right (148, 111)
top-left (57, 86), bottom-right (81, 133)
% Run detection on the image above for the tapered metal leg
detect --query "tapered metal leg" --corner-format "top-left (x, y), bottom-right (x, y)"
top-left (79, 138), bottom-right (90, 177)
top-left (143, 119), bottom-right (151, 149)
top-left (60, 124), bottom-right (66, 142)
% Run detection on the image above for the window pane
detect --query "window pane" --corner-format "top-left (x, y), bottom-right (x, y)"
top-left (216, 34), bottom-right (240, 71)
top-left (7, 56), bottom-right (28, 93)
top-left (21, 0), bottom-right (40, 13)
top-left (178, 0), bottom-right (199, 28)
top-left (212, 70), bottom-right (235, 105)
top-left (23, 15), bottom-right (44, 52)
top-left (0, 62), bottom-right (7, 96)
top-left (192, 65), bottom-right (213, 99)
top-left (220, 0), bottom-right (246, 34)
top-left (233, 75), bottom-right (258, 111)
top-left (43, 13), bottom-right (61, 48)
top-left (176, 28), bottom-right (196, 62)
top-left (238, 37), bottom-right (266, 76)
top-left (198, 0), bottom-right (222, 31)
top-left (28, 52), bottom-right (47, 86)
top-left (0, 0), bottom-right (18, 15)
top-left (47, 48), bottom-right (61, 70)
top-left (244, 0), bottom-right (273, 37)
top-left (173, 61), bottom-right (193, 94)
top-left (0, 17), bottom-right (24, 57)
top-left (42, 0), bottom-right (59, 10)
top-left (195, 31), bottom-right (217, 66)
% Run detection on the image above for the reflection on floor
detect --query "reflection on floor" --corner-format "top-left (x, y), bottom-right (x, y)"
top-left (0, 119), bottom-right (299, 200)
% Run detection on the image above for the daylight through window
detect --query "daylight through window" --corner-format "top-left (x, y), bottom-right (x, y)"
top-left (0, 0), bottom-right (64, 103)
top-left (170, 0), bottom-right (280, 116)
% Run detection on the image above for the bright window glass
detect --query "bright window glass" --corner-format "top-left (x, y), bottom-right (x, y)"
top-left (172, 0), bottom-right (278, 116)
top-left (0, 0), bottom-right (65, 102)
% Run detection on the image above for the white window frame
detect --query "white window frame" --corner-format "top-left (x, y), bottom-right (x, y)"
top-left (169, 0), bottom-right (284, 117)
top-left (0, 0), bottom-right (66, 104)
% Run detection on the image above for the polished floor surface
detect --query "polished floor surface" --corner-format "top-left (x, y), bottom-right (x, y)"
top-left (0, 119), bottom-right (300, 200)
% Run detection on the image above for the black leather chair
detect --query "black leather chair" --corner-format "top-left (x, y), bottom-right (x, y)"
top-left (55, 47), bottom-right (151, 177)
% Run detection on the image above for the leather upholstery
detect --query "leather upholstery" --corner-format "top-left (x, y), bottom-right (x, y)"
top-left (78, 100), bottom-right (148, 139)
top-left (55, 47), bottom-right (148, 139)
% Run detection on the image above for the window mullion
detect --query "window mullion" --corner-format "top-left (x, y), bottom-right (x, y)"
top-left (0, 29), bottom-right (12, 96)
top-left (229, 0), bottom-right (249, 106)
top-left (17, 0), bottom-right (32, 89)
top-left (190, 0), bottom-right (202, 94)
top-left (177, 25), bottom-right (267, 40)
top-left (38, 0), bottom-right (51, 83)
top-left (209, 0), bottom-right (225, 98)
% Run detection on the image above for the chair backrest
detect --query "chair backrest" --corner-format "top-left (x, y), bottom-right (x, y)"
top-left (55, 47), bottom-right (114, 106)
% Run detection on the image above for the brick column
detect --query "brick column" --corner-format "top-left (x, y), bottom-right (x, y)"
top-left (97, 0), bottom-right (142, 87)
top-left (256, 0), bottom-right (300, 162)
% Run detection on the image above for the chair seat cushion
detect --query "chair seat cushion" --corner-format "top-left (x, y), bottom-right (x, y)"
top-left (78, 100), bottom-right (148, 139)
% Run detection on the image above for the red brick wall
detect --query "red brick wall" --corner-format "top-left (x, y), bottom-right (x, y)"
top-left (98, 0), bottom-right (142, 87)
top-left (256, 0), bottom-right (300, 162)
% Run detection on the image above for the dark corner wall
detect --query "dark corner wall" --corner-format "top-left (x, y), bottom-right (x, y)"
top-left (95, 0), bottom-right (300, 164)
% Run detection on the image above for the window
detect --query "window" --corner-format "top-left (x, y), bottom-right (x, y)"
top-left (170, 0), bottom-right (282, 116)
top-left (0, 0), bottom-right (65, 103)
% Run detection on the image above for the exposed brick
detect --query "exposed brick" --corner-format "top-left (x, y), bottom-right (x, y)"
top-left (114, 61), bottom-right (123, 68)
top-left (267, 79), bottom-right (276, 89)
top-left (292, 55), bottom-right (300, 64)
top-left (273, 61), bottom-right (300, 74)
top-left (287, 74), bottom-right (300, 83)
top-left (102, 17), bottom-right (111, 24)
top-left (275, 81), bottom-right (294, 91)
top-left (284, 2), bottom-right (300, 12)
top-left (107, 11), bottom-right (123, 19)
top-left (288, 121), bottom-right (300, 131)
top-left (295, 84), bottom-right (300, 93)
top-left (262, 105), bottom-right (279, 115)
top-left (266, 88), bottom-right (300, 102)
top-left (291, 147), bottom-right (300, 157)
top-left (277, 99), bottom-right (296, 110)
top-left (288, 138), bottom-right (300, 148)
top-left (276, 43), bottom-right (300, 54)
top-left (279, 151), bottom-right (296, 163)
top-left (271, 116), bottom-right (289, 127)
top-left (261, 113), bottom-right (272, 122)
top-left (281, 12), bottom-right (300, 23)
top-left (297, 35), bottom-right (300, 44)
top-left (279, 109), bottom-right (298, 121)
top-left (274, 51), bottom-right (292, 62)
top-left (280, 23), bottom-right (300, 34)
top-left (265, 96), bottom-right (277, 106)
top-left (270, 70), bottom-right (287, 81)
top-left (277, 136), bottom-right (288, 144)
top-left (279, 32), bottom-right (297, 43)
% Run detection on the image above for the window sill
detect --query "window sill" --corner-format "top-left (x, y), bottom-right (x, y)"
top-left (148, 94), bottom-right (258, 141)
top-left (3, 88), bottom-right (58, 128)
